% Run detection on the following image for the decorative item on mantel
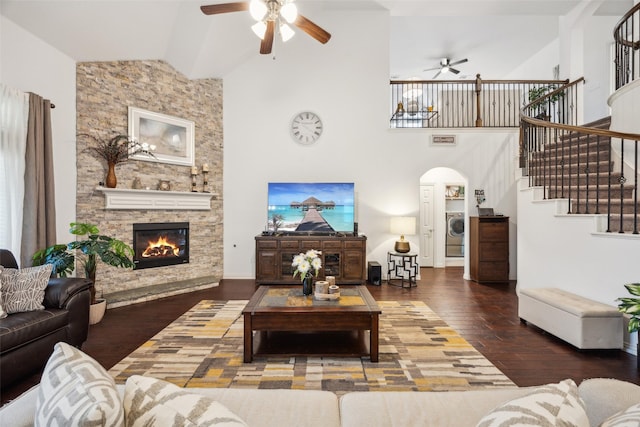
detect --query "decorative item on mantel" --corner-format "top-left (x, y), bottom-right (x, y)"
top-left (292, 249), bottom-right (322, 296)
top-left (158, 180), bottom-right (171, 191)
top-left (81, 133), bottom-right (156, 188)
top-left (190, 165), bottom-right (198, 192)
top-left (202, 163), bottom-right (210, 193)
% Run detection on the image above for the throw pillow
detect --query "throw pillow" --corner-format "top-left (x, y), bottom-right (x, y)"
top-left (0, 266), bottom-right (6, 319)
top-left (1, 264), bottom-right (52, 313)
top-left (124, 375), bottom-right (248, 427)
top-left (600, 402), bottom-right (640, 427)
top-left (35, 342), bottom-right (124, 427)
top-left (476, 379), bottom-right (590, 427)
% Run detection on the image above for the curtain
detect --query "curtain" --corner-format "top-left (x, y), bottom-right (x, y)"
top-left (0, 84), bottom-right (29, 263)
top-left (20, 93), bottom-right (57, 267)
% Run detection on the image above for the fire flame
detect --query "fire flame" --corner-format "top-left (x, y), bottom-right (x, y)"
top-left (142, 236), bottom-right (180, 258)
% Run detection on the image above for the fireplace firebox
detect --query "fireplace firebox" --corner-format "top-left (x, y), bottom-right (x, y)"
top-left (133, 222), bottom-right (189, 270)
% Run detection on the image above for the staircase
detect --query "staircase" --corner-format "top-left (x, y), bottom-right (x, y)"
top-left (526, 117), bottom-right (639, 233)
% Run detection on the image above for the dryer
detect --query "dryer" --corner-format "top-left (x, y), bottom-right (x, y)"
top-left (446, 212), bottom-right (464, 257)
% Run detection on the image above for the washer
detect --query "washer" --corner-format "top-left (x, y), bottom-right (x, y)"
top-left (446, 212), bottom-right (465, 257)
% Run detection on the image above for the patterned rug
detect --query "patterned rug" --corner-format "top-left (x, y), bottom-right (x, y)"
top-left (109, 300), bottom-right (515, 395)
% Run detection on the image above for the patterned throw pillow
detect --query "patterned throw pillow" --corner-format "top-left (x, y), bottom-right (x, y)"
top-left (600, 402), bottom-right (640, 426)
top-left (1, 264), bottom-right (52, 313)
top-left (124, 375), bottom-right (248, 427)
top-left (0, 266), bottom-right (6, 319)
top-left (35, 342), bottom-right (124, 427)
top-left (476, 379), bottom-right (590, 427)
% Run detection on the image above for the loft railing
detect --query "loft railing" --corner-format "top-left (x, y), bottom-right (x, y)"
top-left (520, 78), bottom-right (640, 234)
top-left (614, 2), bottom-right (640, 90)
top-left (390, 75), bottom-right (568, 128)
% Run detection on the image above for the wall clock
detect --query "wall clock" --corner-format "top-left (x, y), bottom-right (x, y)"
top-left (291, 111), bottom-right (323, 145)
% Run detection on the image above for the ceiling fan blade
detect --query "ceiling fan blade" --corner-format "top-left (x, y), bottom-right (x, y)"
top-left (432, 70), bottom-right (442, 79)
top-left (201, 2), bottom-right (249, 15)
top-left (449, 58), bottom-right (468, 67)
top-left (449, 67), bottom-right (460, 74)
top-left (294, 15), bottom-right (331, 44)
top-left (423, 66), bottom-right (441, 72)
top-left (260, 20), bottom-right (275, 54)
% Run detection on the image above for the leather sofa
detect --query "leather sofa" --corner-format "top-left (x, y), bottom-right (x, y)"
top-left (0, 249), bottom-right (92, 388)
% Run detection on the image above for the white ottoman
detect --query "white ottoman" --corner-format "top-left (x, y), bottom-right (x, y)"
top-left (518, 287), bottom-right (623, 349)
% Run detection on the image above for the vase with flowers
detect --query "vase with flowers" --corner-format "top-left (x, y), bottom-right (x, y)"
top-left (79, 133), bottom-right (156, 188)
top-left (292, 249), bottom-right (322, 295)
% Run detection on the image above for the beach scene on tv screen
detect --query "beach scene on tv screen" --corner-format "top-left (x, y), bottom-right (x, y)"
top-left (267, 183), bottom-right (355, 233)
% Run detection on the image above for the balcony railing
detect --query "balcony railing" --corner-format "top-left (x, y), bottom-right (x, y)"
top-left (390, 75), bottom-right (568, 129)
top-left (520, 78), bottom-right (640, 234)
top-left (614, 2), bottom-right (640, 90)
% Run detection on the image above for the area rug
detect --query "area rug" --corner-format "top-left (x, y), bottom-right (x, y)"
top-left (109, 300), bottom-right (515, 395)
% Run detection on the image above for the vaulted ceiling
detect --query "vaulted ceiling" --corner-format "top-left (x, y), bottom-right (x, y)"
top-left (1, 0), bottom-right (632, 80)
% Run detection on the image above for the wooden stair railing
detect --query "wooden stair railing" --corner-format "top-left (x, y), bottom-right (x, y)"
top-left (520, 79), bottom-right (640, 234)
top-left (614, 2), bottom-right (640, 90)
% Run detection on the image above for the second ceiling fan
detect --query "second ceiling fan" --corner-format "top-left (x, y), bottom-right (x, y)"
top-left (424, 57), bottom-right (468, 79)
top-left (200, 0), bottom-right (331, 55)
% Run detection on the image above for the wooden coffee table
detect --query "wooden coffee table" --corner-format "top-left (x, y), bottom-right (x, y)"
top-left (242, 286), bottom-right (381, 363)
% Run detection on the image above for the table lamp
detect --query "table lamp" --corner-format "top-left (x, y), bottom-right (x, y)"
top-left (390, 216), bottom-right (416, 253)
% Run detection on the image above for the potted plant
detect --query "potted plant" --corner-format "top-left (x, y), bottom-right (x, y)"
top-left (270, 214), bottom-right (284, 233)
top-left (617, 283), bottom-right (640, 367)
top-left (33, 222), bottom-right (135, 324)
top-left (79, 132), bottom-right (155, 188)
top-left (528, 84), bottom-right (564, 120)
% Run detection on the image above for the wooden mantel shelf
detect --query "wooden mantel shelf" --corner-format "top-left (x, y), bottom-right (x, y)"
top-left (96, 187), bottom-right (215, 210)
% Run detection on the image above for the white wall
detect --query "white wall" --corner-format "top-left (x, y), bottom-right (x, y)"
top-left (505, 39), bottom-right (560, 80)
top-left (223, 10), bottom-right (520, 280)
top-left (583, 16), bottom-right (619, 123)
top-left (506, 12), bottom-right (618, 125)
top-left (1, 15), bottom-right (77, 248)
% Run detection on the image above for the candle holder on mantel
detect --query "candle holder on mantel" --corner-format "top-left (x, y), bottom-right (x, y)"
top-left (202, 163), bottom-right (210, 193)
top-left (202, 171), bottom-right (210, 193)
top-left (190, 166), bottom-right (198, 192)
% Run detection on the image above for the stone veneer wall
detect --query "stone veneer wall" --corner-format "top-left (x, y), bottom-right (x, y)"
top-left (76, 60), bottom-right (222, 300)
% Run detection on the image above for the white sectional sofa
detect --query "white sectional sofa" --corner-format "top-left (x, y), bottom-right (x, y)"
top-left (2, 342), bottom-right (640, 426)
top-left (2, 377), bottom-right (640, 426)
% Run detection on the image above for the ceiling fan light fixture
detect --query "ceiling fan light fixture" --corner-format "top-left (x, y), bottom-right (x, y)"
top-left (442, 65), bottom-right (450, 73)
top-left (249, 0), bottom-right (267, 21)
top-left (251, 21), bottom-right (267, 39)
top-left (280, 2), bottom-right (298, 23)
top-left (280, 22), bottom-right (295, 42)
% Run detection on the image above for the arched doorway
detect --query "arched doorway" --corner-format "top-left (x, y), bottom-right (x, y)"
top-left (419, 168), bottom-right (468, 274)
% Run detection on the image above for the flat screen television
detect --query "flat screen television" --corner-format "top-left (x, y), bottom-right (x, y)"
top-left (267, 182), bottom-right (355, 234)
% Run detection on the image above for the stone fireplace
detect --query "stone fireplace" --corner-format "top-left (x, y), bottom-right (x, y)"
top-left (76, 60), bottom-right (222, 306)
top-left (133, 222), bottom-right (189, 270)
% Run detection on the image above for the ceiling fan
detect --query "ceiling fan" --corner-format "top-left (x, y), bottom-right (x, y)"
top-left (200, 0), bottom-right (331, 55)
top-left (424, 57), bottom-right (469, 79)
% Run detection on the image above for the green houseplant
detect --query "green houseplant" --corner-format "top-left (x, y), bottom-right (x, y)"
top-left (617, 283), bottom-right (640, 368)
top-left (617, 283), bottom-right (640, 332)
top-left (528, 84), bottom-right (564, 119)
top-left (33, 222), bottom-right (134, 322)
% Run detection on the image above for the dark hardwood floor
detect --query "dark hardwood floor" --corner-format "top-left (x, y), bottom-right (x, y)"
top-left (2, 267), bottom-right (638, 405)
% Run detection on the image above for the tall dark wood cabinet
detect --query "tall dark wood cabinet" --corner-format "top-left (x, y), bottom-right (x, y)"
top-left (255, 234), bottom-right (367, 285)
top-left (469, 216), bottom-right (509, 283)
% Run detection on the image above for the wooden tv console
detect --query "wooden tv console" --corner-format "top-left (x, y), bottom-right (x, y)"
top-left (255, 234), bottom-right (367, 285)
